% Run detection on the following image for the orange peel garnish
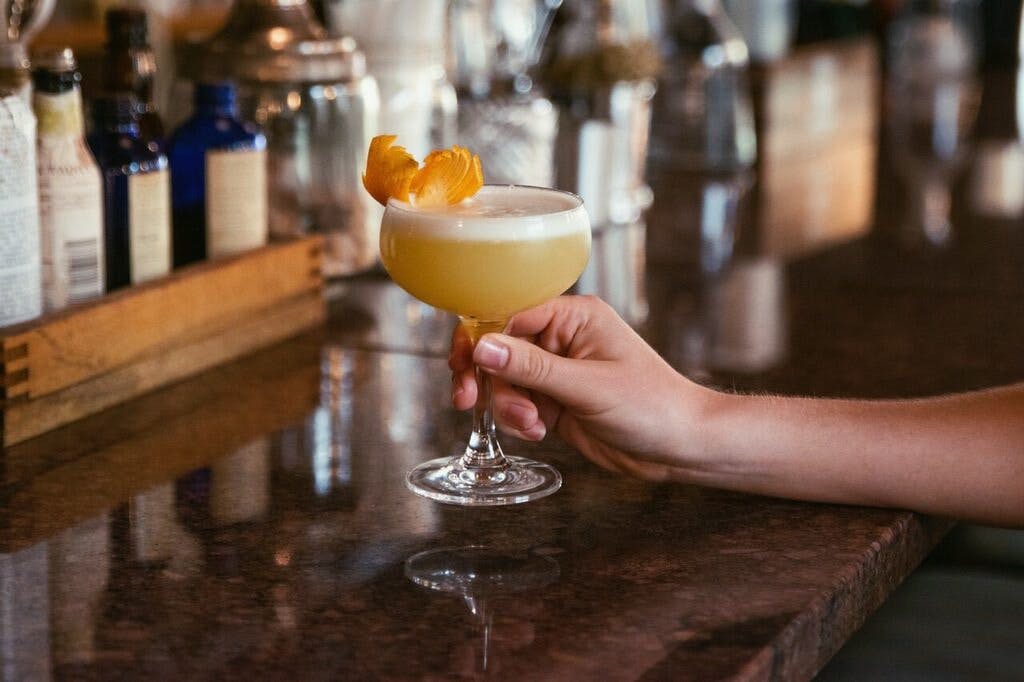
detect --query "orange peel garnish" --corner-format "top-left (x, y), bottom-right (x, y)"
top-left (363, 136), bottom-right (484, 208)
top-left (362, 135), bottom-right (419, 205)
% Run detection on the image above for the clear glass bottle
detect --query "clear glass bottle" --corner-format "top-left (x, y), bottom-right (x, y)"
top-left (87, 94), bottom-right (172, 291)
top-left (0, 49), bottom-right (43, 326)
top-left (168, 82), bottom-right (268, 267)
top-left (104, 8), bottom-right (165, 149)
top-left (32, 48), bottom-right (106, 311)
top-left (652, 0), bottom-right (756, 173)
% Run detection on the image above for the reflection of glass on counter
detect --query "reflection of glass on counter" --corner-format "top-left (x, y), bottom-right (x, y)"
top-left (405, 546), bottom-right (559, 676)
top-left (48, 515), bottom-right (111, 665)
top-left (130, 483), bottom-right (201, 571)
top-left (0, 543), bottom-right (51, 680)
top-left (647, 170), bottom-right (751, 273)
top-left (657, 257), bottom-right (787, 377)
top-left (210, 438), bottom-right (272, 526)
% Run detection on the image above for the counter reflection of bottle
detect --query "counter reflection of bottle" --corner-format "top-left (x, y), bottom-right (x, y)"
top-left (0, 52), bottom-right (44, 327)
top-left (33, 48), bottom-right (106, 311)
top-left (168, 83), bottom-right (268, 267)
top-left (104, 8), bottom-right (164, 148)
top-left (87, 95), bottom-right (172, 291)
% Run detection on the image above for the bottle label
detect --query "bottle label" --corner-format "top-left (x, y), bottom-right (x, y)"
top-left (36, 89), bottom-right (106, 310)
top-left (128, 169), bottom-right (172, 284)
top-left (205, 148), bottom-right (268, 257)
top-left (0, 95), bottom-right (43, 327)
top-left (34, 91), bottom-right (86, 138)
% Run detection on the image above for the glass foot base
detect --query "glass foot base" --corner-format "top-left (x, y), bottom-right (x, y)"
top-left (406, 455), bottom-right (562, 506)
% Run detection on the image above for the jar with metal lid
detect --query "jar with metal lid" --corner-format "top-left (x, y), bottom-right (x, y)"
top-left (183, 0), bottom-right (380, 277)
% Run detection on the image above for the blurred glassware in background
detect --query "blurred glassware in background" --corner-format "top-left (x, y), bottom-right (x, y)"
top-left (183, 0), bottom-right (380, 277)
top-left (449, 0), bottom-right (560, 186)
top-left (721, 0), bottom-right (797, 63)
top-left (0, 0), bottom-right (56, 102)
top-left (886, 0), bottom-right (981, 248)
top-left (540, 0), bottom-right (660, 325)
top-left (968, 140), bottom-right (1024, 219)
top-left (322, 0), bottom-right (456, 160)
top-left (651, 0), bottom-right (755, 174)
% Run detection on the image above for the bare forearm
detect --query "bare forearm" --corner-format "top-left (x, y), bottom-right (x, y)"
top-left (692, 383), bottom-right (1024, 526)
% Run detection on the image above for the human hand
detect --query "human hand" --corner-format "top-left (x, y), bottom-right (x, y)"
top-left (449, 296), bottom-right (720, 481)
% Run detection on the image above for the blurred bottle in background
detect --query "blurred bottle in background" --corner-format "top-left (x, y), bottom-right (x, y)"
top-left (449, 0), bottom-right (560, 187)
top-left (0, 81), bottom-right (43, 327)
top-left (168, 82), bottom-right (267, 267)
top-left (33, 48), bottom-right (106, 311)
top-left (103, 7), bottom-right (164, 148)
top-left (185, 0), bottom-right (381, 277)
top-left (648, 0), bottom-right (755, 278)
top-left (88, 94), bottom-right (171, 290)
top-left (538, 0), bottom-right (660, 325)
top-left (652, 0), bottom-right (755, 175)
top-left (722, 0), bottom-right (798, 63)
top-left (323, 0), bottom-right (456, 161)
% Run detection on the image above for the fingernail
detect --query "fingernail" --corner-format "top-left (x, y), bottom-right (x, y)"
top-left (475, 338), bottom-right (509, 369)
top-left (524, 422), bottom-right (547, 441)
top-left (504, 402), bottom-right (534, 430)
top-left (452, 375), bottom-right (464, 399)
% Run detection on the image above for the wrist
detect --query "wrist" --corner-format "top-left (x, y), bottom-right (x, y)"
top-left (670, 379), bottom-right (767, 484)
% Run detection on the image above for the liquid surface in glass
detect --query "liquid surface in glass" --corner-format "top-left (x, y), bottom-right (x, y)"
top-left (380, 185), bottom-right (591, 322)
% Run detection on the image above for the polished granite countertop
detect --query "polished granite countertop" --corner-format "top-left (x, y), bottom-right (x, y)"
top-left (5, 71), bottom-right (1024, 682)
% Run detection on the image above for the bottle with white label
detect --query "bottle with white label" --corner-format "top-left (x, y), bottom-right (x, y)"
top-left (87, 94), bottom-right (171, 291)
top-left (0, 53), bottom-right (43, 327)
top-left (168, 82), bottom-right (268, 267)
top-left (32, 48), bottom-right (106, 311)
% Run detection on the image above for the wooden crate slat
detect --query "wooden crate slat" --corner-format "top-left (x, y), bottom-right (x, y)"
top-left (3, 290), bottom-right (325, 447)
top-left (0, 237), bottom-right (322, 401)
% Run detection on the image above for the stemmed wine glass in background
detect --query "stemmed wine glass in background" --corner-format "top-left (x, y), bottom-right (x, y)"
top-left (886, 0), bottom-right (982, 248)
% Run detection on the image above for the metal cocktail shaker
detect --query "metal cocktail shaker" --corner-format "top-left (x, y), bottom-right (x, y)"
top-left (184, 0), bottom-right (380, 277)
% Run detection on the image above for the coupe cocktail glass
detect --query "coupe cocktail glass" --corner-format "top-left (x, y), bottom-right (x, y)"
top-left (380, 185), bottom-right (591, 505)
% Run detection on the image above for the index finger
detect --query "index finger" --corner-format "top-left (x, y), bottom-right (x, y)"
top-left (506, 295), bottom-right (594, 355)
top-left (448, 323), bottom-right (474, 372)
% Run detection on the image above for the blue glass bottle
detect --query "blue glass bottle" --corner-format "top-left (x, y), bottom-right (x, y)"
top-left (168, 83), bottom-right (268, 268)
top-left (87, 94), bottom-right (172, 292)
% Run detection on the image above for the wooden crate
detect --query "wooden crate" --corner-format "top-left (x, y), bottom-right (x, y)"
top-left (0, 236), bottom-right (324, 447)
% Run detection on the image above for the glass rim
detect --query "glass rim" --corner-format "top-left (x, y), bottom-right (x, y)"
top-left (385, 184), bottom-right (586, 217)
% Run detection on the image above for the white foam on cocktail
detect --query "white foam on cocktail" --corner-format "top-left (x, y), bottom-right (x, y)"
top-left (386, 185), bottom-right (589, 240)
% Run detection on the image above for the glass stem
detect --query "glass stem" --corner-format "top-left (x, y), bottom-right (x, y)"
top-left (462, 365), bottom-right (508, 469)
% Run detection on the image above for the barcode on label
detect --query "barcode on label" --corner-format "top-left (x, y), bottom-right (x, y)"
top-left (66, 238), bottom-right (102, 302)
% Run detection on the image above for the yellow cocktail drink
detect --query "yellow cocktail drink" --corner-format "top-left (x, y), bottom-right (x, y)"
top-left (381, 185), bottom-right (591, 326)
top-left (379, 184), bottom-right (591, 506)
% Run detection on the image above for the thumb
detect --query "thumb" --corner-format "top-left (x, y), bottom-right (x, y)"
top-left (474, 333), bottom-right (604, 408)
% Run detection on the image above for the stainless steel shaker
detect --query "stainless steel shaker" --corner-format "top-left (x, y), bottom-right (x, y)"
top-left (185, 0), bottom-right (380, 277)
